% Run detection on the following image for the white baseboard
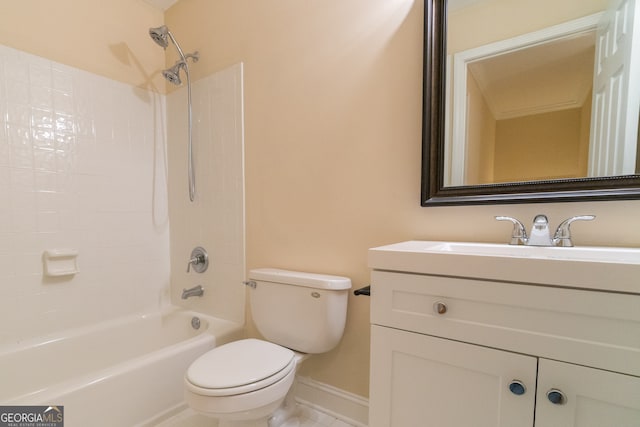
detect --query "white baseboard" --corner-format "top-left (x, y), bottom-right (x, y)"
top-left (294, 376), bottom-right (369, 427)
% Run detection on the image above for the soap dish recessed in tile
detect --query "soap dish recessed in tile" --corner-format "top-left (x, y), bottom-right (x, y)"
top-left (43, 249), bottom-right (79, 277)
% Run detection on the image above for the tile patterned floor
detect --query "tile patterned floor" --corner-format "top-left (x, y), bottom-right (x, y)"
top-left (152, 403), bottom-right (357, 427)
top-left (297, 403), bottom-right (355, 427)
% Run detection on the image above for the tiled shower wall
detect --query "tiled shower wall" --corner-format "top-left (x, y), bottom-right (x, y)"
top-left (0, 44), bottom-right (170, 345)
top-left (167, 63), bottom-right (245, 324)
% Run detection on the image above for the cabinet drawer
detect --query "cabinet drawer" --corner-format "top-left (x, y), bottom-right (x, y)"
top-left (371, 270), bottom-right (640, 376)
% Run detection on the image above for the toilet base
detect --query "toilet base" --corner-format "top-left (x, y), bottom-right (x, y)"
top-left (267, 384), bottom-right (300, 427)
top-left (217, 385), bottom-right (301, 427)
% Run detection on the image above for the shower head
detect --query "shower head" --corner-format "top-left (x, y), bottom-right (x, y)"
top-left (149, 24), bottom-right (199, 66)
top-left (162, 62), bottom-right (185, 85)
top-left (150, 26), bottom-right (198, 86)
top-left (149, 25), bottom-right (169, 48)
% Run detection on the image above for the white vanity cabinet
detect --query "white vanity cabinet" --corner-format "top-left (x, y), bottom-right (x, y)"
top-left (368, 269), bottom-right (640, 427)
top-left (535, 359), bottom-right (640, 426)
top-left (370, 325), bottom-right (537, 426)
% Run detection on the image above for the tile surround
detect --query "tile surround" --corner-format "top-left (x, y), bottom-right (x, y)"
top-left (0, 44), bottom-right (170, 344)
top-left (0, 45), bottom-right (245, 343)
top-left (167, 63), bottom-right (245, 324)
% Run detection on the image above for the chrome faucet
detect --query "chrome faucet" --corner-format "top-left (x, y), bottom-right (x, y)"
top-left (182, 285), bottom-right (204, 299)
top-left (496, 214), bottom-right (595, 247)
top-left (527, 214), bottom-right (553, 246)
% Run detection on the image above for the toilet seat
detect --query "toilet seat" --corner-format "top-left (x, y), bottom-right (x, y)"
top-left (185, 339), bottom-right (295, 397)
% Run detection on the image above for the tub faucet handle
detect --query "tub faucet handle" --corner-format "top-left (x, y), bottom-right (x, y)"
top-left (186, 247), bottom-right (209, 273)
top-left (186, 255), bottom-right (201, 273)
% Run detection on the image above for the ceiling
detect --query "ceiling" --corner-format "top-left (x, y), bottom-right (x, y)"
top-left (467, 31), bottom-right (596, 120)
top-left (144, 0), bottom-right (179, 11)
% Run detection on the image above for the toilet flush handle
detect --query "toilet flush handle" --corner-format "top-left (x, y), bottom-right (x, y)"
top-left (243, 280), bottom-right (257, 289)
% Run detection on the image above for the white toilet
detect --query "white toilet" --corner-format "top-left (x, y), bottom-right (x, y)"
top-left (184, 268), bottom-right (352, 427)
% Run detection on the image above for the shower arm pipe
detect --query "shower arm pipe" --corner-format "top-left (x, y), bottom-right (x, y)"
top-left (166, 29), bottom-right (187, 64)
top-left (166, 29), bottom-right (196, 202)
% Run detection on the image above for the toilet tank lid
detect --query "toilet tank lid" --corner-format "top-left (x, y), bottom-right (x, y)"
top-left (249, 268), bottom-right (351, 290)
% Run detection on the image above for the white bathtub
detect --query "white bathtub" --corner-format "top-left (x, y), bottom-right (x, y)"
top-left (0, 307), bottom-right (243, 427)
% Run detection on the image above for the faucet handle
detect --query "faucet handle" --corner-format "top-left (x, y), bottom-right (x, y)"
top-left (553, 215), bottom-right (595, 247)
top-left (186, 255), bottom-right (200, 273)
top-left (495, 216), bottom-right (528, 245)
top-left (186, 247), bottom-right (209, 273)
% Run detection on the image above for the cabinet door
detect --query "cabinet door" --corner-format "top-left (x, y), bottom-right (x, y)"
top-left (369, 325), bottom-right (537, 427)
top-left (536, 359), bottom-right (640, 427)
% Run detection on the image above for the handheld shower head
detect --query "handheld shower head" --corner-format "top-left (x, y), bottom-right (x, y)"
top-left (148, 24), bottom-right (199, 202)
top-left (162, 62), bottom-right (185, 85)
top-left (149, 25), bottom-right (169, 48)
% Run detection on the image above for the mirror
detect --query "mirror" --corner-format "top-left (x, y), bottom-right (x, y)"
top-left (422, 0), bottom-right (640, 206)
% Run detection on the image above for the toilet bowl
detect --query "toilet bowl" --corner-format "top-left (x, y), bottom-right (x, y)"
top-left (184, 269), bottom-right (351, 426)
top-left (184, 339), bottom-right (299, 421)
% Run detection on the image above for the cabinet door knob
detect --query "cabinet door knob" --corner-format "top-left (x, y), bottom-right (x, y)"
top-left (547, 389), bottom-right (567, 405)
top-left (433, 301), bottom-right (447, 314)
top-left (508, 380), bottom-right (526, 395)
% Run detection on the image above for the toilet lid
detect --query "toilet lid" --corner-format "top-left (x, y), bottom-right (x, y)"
top-left (186, 339), bottom-right (295, 390)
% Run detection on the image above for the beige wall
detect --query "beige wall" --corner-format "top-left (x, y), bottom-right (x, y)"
top-left (494, 108), bottom-right (586, 182)
top-left (167, 0), bottom-right (640, 399)
top-left (0, 0), bottom-right (166, 93)
top-left (466, 71), bottom-right (495, 184)
top-left (166, 0), bottom-right (425, 397)
top-left (5, 0), bottom-right (640, 400)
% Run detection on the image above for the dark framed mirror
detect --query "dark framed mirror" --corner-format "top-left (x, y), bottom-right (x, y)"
top-left (421, 0), bottom-right (640, 206)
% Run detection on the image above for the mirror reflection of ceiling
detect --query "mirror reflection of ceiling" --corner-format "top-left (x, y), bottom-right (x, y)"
top-left (447, 0), bottom-right (608, 54)
top-left (467, 32), bottom-right (596, 120)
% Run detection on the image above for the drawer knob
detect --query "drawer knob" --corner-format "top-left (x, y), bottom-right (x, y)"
top-left (433, 301), bottom-right (447, 314)
top-left (547, 389), bottom-right (567, 405)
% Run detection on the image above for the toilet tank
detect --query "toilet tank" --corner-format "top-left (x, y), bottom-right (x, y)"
top-left (248, 268), bottom-right (351, 354)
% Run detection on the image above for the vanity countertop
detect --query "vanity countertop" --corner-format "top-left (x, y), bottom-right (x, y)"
top-left (369, 241), bottom-right (640, 294)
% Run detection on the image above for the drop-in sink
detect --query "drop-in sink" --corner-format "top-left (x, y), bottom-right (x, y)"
top-left (368, 241), bottom-right (640, 293)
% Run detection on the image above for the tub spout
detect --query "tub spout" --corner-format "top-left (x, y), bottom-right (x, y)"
top-left (182, 285), bottom-right (204, 299)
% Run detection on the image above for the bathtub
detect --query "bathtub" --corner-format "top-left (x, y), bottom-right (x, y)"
top-left (0, 307), bottom-right (243, 427)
